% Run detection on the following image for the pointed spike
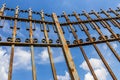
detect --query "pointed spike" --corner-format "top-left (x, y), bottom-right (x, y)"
top-left (40, 10), bottom-right (44, 14)
top-left (2, 3), bottom-right (6, 7)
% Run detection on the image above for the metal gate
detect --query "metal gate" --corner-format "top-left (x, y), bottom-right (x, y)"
top-left (0, 3), bottom-right (120, 80)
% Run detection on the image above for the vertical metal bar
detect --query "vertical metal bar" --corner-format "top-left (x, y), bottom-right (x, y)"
top-left (109, 8), bottom-right (120, 17)
top-left (63, 12), bottom-right (98, 80)
top-left (8, 6), bottom-right (19, 80)
top-left (91, 10), bottom-right (119, 39)
top-left (8, 45), bottom-right (14, 80)
top-left (100, 9), bottom-right (120, 28)
top-left (40, 10), bottom-right (57, 80)
top-left (28, 8), bottom-right (37, 80)
top-left (73, 12), bottom-right (117, 80)
top-left (52, 13), bottom-right (80, 80)
top-left (82, 11), bottom-right (120, 61)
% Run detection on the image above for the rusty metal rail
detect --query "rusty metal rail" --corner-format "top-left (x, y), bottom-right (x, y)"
top-left (0, 3), bottom-right (120, 80)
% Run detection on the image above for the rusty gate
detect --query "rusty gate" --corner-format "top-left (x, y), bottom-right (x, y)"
top-left (0, 3), bottom-right (120, 80)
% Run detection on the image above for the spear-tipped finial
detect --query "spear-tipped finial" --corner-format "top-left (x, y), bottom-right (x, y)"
top-left (0, 3), bottom-right (6, 13)
top-left (29, 8), bottom-right (32, 12)
top-left (16, 6), bottom-right (19, 9)
top-left (63, 11), bottom-right (66, 15)
top-left (62, 11), bottom-right (65, 13)
top-left (15, 6), bottom-right (19, 16)
top-left (40, 10), bottom-right (44, 13)
top-left (2, 3), bottom-right (6, 7)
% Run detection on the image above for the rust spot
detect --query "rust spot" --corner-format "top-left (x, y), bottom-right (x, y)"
top-left (71, 68), bottom-right (74, 72)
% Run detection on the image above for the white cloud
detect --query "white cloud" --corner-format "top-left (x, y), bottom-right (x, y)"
top-left (54, 54), bottom-right (64, 63)
top-left (14, 47), bottom-right (31, 70)
top-left (80, 58), bottom-right (108, 80)
top-left (94, 67), bottom-right (107, 80)
top-left (37, 48), bottom-right (64, 64)
top-left (0, 47), bottom-right (32, 80)
top-left (57, 71), bottom-right (70, 80)
top-left (84, 72), bottom-right (94, 80)
top-left (38, 48), bottom-right (49, 62)
top-left (0, 47), bottom-right (9, 80)
top-left (80, 58), bottom-right (103, 71)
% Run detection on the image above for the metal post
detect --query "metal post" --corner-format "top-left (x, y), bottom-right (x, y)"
top-left (8, 6), bottom-right (19, 80)
top-left (73, 12), bottom-right (117, 80)
top-left (40, 10), bottom-right (57, 80)
top-left (52, 13), bottom-right (80, 80)
top-left (63, 12), bottom-right (98, 80)
top-left (28, 8), bottom-right (37, 80)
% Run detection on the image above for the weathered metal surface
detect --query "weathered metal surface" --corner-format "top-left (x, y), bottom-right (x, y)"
top-left (8, 7), bottom-right (19, 80)
top-left (91, 10), bottom-right (119, 38)
top-left (0, 38), bottom-right (119, 47)
top-left (40, 10), bottom-right (57, 80)
top-left (63, 12), bottom-right (98, 80)
top-left (82, 11), bottom-right (120, 61)
top-left (0, 4), bottom-right (120, 80)
top-left (73, 12), bottom-right (117, 80)
top-left (0, 16), bottom-right (119, 26)
top-left (52, 13), bottom-right (80, 80)
top-left (8, 6), bottom-right (19, 80)
top-left (28, 8), bottom-right (37, 80)
top-left (8, 45), bottom-right (15, 80)
top-left (101, 9), bottom-right (120, 28)
top-left (91, 11), bottom-right (120, 61)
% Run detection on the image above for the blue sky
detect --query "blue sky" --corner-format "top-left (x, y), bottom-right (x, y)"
top-left (0, 0), bottom-right (120, 80)
top-left (0, 0), bottom-right (120, 14)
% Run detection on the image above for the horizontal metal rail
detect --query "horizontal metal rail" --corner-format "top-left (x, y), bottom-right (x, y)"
top-left (0, 38), bottom-right (119, 47)
top-left (0, 15), bottom-right (119, 26)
